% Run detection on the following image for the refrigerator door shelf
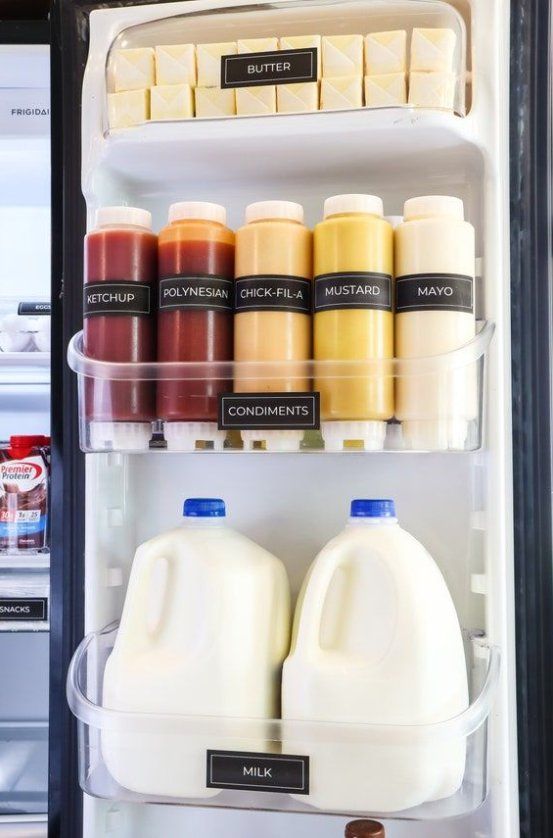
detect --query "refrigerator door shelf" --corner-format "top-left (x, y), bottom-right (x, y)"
top-left (67, 320), bottom-right (494, 454)
top-left (67, 623), bottom-right (499, 820)
top-left (0, 553), bottom-right (49, 572)
top-left (0, 722), bottom-right (48, 816)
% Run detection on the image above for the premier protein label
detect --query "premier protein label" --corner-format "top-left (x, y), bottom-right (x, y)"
top-left (159, 276), bottom-right (233, 312)
top-left (0, 458), bottom-right (44, 493)
top-left (235, 276), bottom-right (311, 314)
top-left (221, 48), bottom-right (318, 88)
top-left (219, 392), bottom-right (320, 431)
top-left (84, 282), bottom-right (151, 317)
top-left (396, 273), bottom-right (474, 313)
top-left (0, 598), bottom-right (48, 622)
top-left (207, 750), bottom-right (309, 794)
top-left (314, 272), bottom-right (393, 312)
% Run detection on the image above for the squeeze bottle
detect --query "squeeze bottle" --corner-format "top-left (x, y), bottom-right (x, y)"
top-left (157, 202), bottom-right (234, 451)
top-left (282, 498), bottom-right (468, 812)
top-left (395, 196), bottom-right (476, 450)
top-left (103, 498), bottom-right (291, 799)
top-left (314, 195), bottom-right (394, 451)
top-left (84, 206), bottom-right (157, 451)
top-left (345, 822), bottom-right (385, 838)
top-left (234, 201), bottom-right (312, 451)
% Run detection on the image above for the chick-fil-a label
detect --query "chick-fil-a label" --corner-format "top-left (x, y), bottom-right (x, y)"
top-left (235, 276), bottom-right (311, 314)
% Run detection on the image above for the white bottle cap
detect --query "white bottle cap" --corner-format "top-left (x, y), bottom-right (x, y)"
top-left (324, 194), bottom-right (384, 219)
top-left (169, 201), bottom-right (227, 226)
top-left (245, 201), bottom-right (304, 224)
top-left (384, 215), bottom-right (403, 229)
top-left (95, 206), bottom-right (152, 230)
top-left (403, 196), bottom-right (464, 221)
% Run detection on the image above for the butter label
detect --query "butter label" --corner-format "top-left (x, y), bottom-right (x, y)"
top-left (314, 272), bottom-right (392, 312)
top-left (206, 750), bottom-right (310, 794)
top-left (221, 48), bottom-right (318, 88)
top-left (235, 276), bottom-right (311, 314)
top-left (396, 273), bottom-right (473, 313)
top-left (84, 282), bottom-right (151, 317)
top-left (159, 276), bottom-right (233, 312)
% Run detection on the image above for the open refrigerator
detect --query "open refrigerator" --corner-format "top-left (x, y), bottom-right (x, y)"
top-left (48, 1), bottom-right (553, 837)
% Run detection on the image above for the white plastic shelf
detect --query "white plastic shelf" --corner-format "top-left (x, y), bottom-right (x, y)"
top-left (0, 553), bottom-right (49, 572)
top-left (0, 722), bottom-right (48, 816)
top-left (0, 354), bottom-right (50, 388)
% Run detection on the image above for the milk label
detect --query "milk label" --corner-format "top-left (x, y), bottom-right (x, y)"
top-left (84, 282), bottom-right (151, 316)
top-left (314, 272), bottom-right (393, 312)
top-left (207, 750), bottom-right (310, 794)
top-left (396, 273), bottom-right (474, 313)
top-left (159, 276), bottom-right (233, 312)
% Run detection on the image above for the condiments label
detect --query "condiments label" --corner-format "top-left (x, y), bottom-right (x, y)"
top-left (84, 282), bottom-right (151, 317)
top-left (314, 272), bottom-right (393, 312)
top-left (159, 276), bottom-right (233, 312)
top-left (0, 598), bottom-right (48, 622)
top-left (17, 302), bottom-right (51, 315)
top-left (219, 392), bottom-right (320, 431)
top-left (235, 276), bottom-right (311, 314)
top-left (221, 48), bottom-right (318, 88)
top-left (206, 750), bottom-right (310, 794)
top-left (396, 274), bottom-right (474, 313)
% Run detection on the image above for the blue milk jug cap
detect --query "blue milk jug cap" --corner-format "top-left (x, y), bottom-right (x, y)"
top-left (183, 498), bottom-right (226, 518)
top-left (350, 499), bottom-right (396, 518)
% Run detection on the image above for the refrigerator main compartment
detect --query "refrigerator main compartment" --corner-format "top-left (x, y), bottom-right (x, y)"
top-left (50, 0), bottom-right (532, 835)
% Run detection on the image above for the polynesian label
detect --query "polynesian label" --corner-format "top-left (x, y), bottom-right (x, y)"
top-left (395, 273), bottom-right (474, 314)
top-left (221, 48), bottom-right (317, 88)
top-left (207, 750), bottom-right (309, 794)
top-left (83, 282), bottom-right (151, 317)
top-left (235, 276), bottom-right (311, 314)
top-left (159, 276), bottom-right (233, 312)
top-left (314, 272), bottom-right (393, 312)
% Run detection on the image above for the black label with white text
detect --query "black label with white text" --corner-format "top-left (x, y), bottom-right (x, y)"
top-left (0, 598), bottom-right (48, 622)
top-left (219, 392), bottom-right (319, 431)
top-left (314, 272), bottom-right (393, 312)
top-left (221, 48), bottom-right (318, 88)
top-left (17, 302), bottom-right (51, 315)
top-left (396, 273), bottom-right (474, 313)
top-left (206, 750), bottom-right (310, 794)
top-left (159, 276), bottom-right (233, 312)
top-left (84, 282), bottom-right (151, 317)
top-left (235, 276), bottom-right (311, 314)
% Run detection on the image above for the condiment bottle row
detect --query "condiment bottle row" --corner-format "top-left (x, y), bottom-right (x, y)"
top-left (83, 194), bottom-right (477, 452)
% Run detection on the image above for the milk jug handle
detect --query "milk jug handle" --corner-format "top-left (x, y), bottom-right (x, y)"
top-left (294, 543), bottom-right (347, 654)
top-left (116, 548), bottom-right (166, 652)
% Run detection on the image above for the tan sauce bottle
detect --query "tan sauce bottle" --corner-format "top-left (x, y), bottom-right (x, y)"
top-left (234, 201), bottom-right (312, 451)
top-left (314, 195), bottom-right (394, 451)
top-left (395, 196), bottom-right (476, 450)
top-left (345, 822), bottom-right (385, 838)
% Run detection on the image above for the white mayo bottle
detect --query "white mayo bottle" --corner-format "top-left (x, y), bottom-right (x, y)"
top-left (394, 196), bottom-right (476, 450)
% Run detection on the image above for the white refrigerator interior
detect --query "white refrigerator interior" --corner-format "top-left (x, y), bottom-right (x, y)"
top-left (73, 0), bottom-right (518, 836)
top-left (0, 40), bottom-right (50, 837)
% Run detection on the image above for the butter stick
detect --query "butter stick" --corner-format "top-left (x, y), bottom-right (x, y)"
top-left (155, 44), bottom-right (196, 86)
top-left (237, 38), bottom-right (279, 54)
top-left (277, 82), bottom-right (319, 113)
top-left (364, 73), bottom-right (406, 107)
top-left (108, 89), bottom-right (149, 129)
top-left (321, 76), bottom-right (362, 110)
top-left (408, 71), bottom-right (456, 110)
top-left (111, 48), bottom-right (155, 92)
top-left (150, 84), bottom-right (194, 120)
top-left (322, 35), bottom-right (363, 78)
top-left (195, 87), bottom-right (236, 117)
top-left (197, 42), bottom-right (237, 88)
top-left (410, 28), bottom-right (457, 72)
top-left (364, 31), bottom-right (407, 75)
top-left (279, 35), bottom-right (321, 78)
top-left (236, 85), bottom-right (277, 115)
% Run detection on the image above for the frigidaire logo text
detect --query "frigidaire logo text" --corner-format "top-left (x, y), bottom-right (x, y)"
top-left (11, 108), bottom-right (49, 116)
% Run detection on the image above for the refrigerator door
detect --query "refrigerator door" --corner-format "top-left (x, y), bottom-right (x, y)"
top-left (49, 0), bottom-right (550, 837)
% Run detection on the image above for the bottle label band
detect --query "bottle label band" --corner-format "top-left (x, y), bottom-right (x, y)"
top-left (235, 276), bottom-right (311, 314)
top-left (84, 281), bottom-right (151, 317)
top-left (396, 273), bottom-right (474, 313)
top-left (314, 272), bottom-right (393, 312)
top-left (159, 276), bottom-right (233, 312)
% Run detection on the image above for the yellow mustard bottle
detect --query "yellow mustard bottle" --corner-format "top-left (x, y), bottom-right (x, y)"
top-left (314, 194), bottom-right (394, 451)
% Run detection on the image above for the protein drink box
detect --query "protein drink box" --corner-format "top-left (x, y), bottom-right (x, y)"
top-left (0, 435), bottom-right (50, 552)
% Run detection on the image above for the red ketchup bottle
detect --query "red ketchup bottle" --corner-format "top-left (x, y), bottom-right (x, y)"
top-left (157, 202), bottom-right (234, 450)
top-left (83, 206), bottom-right (157, 451)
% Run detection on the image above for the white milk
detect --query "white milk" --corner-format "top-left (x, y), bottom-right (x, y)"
top-left (102, 497), bottom-right (291, 798)
top-left (395, 196), bottom-right (476, 450)
top-left (282, 499), bottom-right (468, 813)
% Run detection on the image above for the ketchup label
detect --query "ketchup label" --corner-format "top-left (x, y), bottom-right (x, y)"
top-left (159, 276), bottom-right (233, 312)
top-left (395, 273), bottom-right (474, 314)
top-left (84, 282), bottom-right (151, 317)
top-left (235, 276), bottom-right (311, 314)
top-left (314, 272), bottom-right (392, 312)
